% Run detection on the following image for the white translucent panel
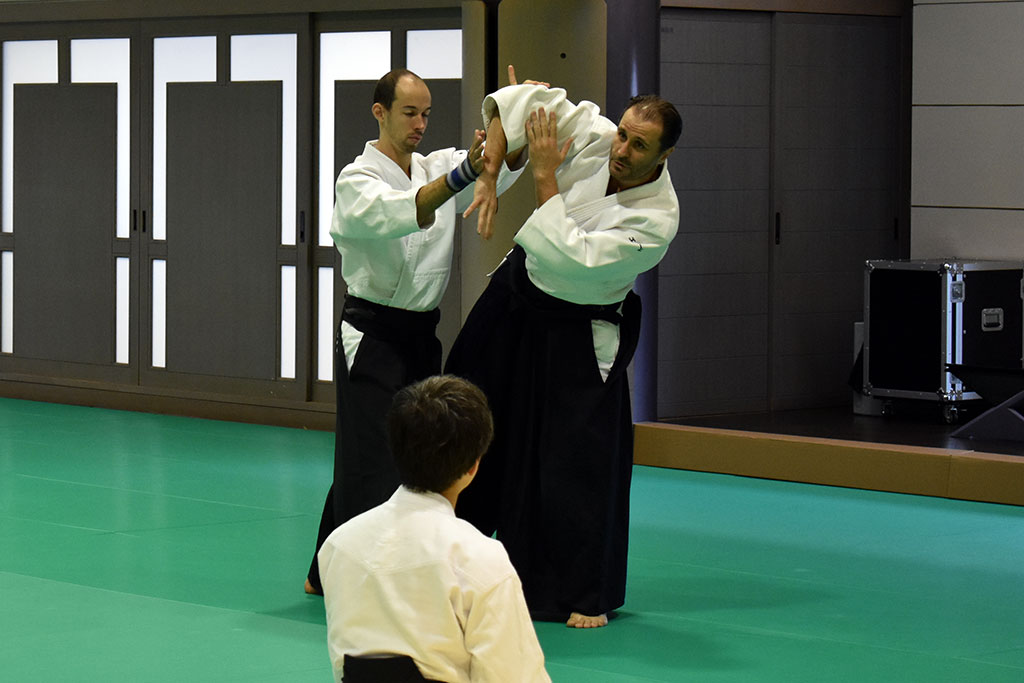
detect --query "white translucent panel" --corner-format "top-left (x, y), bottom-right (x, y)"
top-left (280, 265), bottom-right (296, 379)
top-left (232, 34), bottom-right (298, 246)
top-left (153, 36), bottom-right (217, 241)
top-left (115, 257), bottom-right (129, 364)
top-left (2, 41), bottom-right (58, 234)
top-left (317, 266), bottom-right (335, 382)
top-left (1, 251), bottom-right (12, 353)
top-left (72, 39), bottom-right (131, 240)
top-left (151, 259), bottom-right (167, 368)
top-left (319, 32), bottom-right (390, 247)
top-left (407, 30), bottom-right (463, 79)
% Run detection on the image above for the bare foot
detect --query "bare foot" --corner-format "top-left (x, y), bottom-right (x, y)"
top-left (566, 612), bottom-right (608, 628)
top-left (304, 578), bottom-right (321, 596)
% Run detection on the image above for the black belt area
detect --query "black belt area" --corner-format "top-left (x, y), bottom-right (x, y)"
top-left (341, 295), bottom-right (440, 343)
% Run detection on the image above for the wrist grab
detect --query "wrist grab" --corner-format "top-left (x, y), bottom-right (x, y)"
top-left (445, 157), bottom-right (481, 193)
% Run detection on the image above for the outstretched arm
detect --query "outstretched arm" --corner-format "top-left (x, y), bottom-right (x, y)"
top-left (414, 128), bottom-right (485, 228)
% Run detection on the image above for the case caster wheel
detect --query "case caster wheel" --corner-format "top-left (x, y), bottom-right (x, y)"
top-left (881, 401), bottom-right (894, 418)
top-left (942, 404), bottom-right (959, 425)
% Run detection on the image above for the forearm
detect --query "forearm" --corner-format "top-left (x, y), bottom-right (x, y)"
top-left (482, 114), bottom-right (508, 178)
top-left (414, 174), bottom-right (458, 228)
top-left (533, 169), bottom-right (559, 207)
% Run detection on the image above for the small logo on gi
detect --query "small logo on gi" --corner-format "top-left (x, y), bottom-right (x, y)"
top-left (628, 236), bottom-right (643, 251)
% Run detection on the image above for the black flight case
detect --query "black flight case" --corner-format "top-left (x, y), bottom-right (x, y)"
top-left (862, 259), bottom-right (1024, 423)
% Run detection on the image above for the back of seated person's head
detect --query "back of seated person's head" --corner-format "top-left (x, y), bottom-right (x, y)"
top-left (388, 375), bottom-right (494, 494)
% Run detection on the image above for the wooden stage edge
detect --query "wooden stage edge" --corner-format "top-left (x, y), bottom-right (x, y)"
top-left (634, 422), bottom-right (1024, 507)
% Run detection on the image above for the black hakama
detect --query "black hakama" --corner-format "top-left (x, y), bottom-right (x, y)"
top-left (445, 246), bottom-right (641, 620)
top-left (307, 295), bottom-right (441, 594)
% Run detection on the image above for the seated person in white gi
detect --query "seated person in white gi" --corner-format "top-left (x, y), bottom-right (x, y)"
top-left (318, 375), bottom-right (551, 683)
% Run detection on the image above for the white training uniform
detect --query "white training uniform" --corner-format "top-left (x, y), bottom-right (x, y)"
top-left (330, 141), bottom-right (521, 368)
top-left (318, 486), bottom-right (551, 683)
top-left (482, 84), bottom-right (679, 378)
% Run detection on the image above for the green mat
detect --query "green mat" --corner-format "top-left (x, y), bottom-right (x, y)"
top-left (2, 398), bottom-right (1022, 681)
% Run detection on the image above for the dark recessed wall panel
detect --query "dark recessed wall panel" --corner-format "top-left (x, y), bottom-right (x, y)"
top-left (13, 83), bottom-right (117, 365)
top-left (165, 82), bottom-right (282, 379)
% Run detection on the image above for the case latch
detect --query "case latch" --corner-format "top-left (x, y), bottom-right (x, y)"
top-left (982, 308), bottom-right (1004, 332)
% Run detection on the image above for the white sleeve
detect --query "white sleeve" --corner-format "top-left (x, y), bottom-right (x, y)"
top-left (329, 166), bottom-right (421, 243)
top-left (483, 84), bottom-right (609, 163)
top-left (463, 575), bottom-right (551, 683)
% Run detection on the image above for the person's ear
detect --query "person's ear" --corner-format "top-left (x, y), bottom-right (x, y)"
top-left (372, 102), bottom-right (385, 123)
top-left (658, 146), bottom-right (674, 165)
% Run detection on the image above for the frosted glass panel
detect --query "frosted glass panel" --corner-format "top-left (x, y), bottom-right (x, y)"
top-left (2, 40), bottom-right (58, 234)
top-left (72, 39), bottom-right (131, 239)
top-left (317, 266), bottom-right (335, 382)
top-left (115, 257), bottom-right (129, 364)
top-left (153, 36), bottom-right (217, 241)
top-left (151, 259), bottom-right (166, 368)
top-left (232, 34), bottom-right (297, 246)
top-left (319, 31), bottom-right (390, 247)
top-left (407, 30), bottom-right (462, 79)
top-left (280, 265), bottom-right (296, 379)
top-left (1, 251), bottom-right (12, 353)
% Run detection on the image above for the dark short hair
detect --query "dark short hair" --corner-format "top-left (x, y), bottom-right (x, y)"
top-left (373, 68), bottom-right (423, 110)
top-left (626, 94), bottom-right (682, 152)
top-left (388, 375), bottom-right (494, 494)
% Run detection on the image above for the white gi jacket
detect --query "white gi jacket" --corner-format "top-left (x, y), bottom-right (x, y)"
top-left (482, 85), bottom-right (680, 377)
top-left (318, 486), bottom-right (551, 683)
top-left (331, 142), bottom-right (521, 367)
top-left (331, 141), bottom-right (521, 311)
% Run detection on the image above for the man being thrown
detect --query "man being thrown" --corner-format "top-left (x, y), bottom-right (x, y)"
top-left (446, 67), bottom-right (681, 628)
top-left (306, 69), bottom-right (523, 595)
top-left (318, 375), bottom-right (551, 683)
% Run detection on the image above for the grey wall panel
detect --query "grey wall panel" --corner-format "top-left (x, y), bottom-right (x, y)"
top-left (772, 350), bottom-right (850, 408)
top-left (13, 84), bottom-right (117, 364)
top-left (775, 271), bottom-right (863, 315)
top-left (778, 189), bottom-right (896, 234)
top-left (661, 231), bottom-right (768, 276)
top-left (771, 13), bottom-right (900, 409)
top-left (658, 356), bottom-right (768, 415)
top-left (662, 62), bottom-right (771, 107)
top-left (661, 9), bottom-right (770, 64)
top-left (165, 82), bottom-right (281, 379)
top-left (775, 310), bottom-right (860, 357)
top-left (672, 189), bottom-right (770, 234)
top-left (671, 148), bottom-right (769, 190)
top-left (911, 207), bottom-right (1024, 261)
top-left (658, 314), bottom-right (768, 361)
top-left (912, 106), bottom-right (1024, 211)
top-left (659, 273), bottom-right (770, 318)
top-left (914, 2), bottom-right (1024, 105)
top-left (659, 7), bottom-right (771, 418)
top-left (911, 0), bottom-right (1024, 262)
top-left (775, 228), bottom-right (895, 274)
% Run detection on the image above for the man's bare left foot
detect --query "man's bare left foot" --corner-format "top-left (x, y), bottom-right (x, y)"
top-left (304, 578), bottom-right (321, 595)
top-left (566, 612), bottom-right (608, 628)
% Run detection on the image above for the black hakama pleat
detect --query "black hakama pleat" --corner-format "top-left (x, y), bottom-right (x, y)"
top-left (445, 246), bottom-right (641, 619)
